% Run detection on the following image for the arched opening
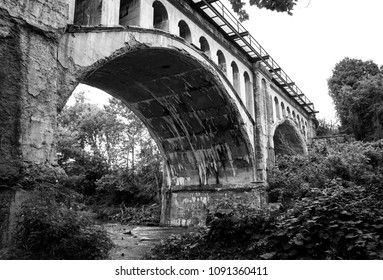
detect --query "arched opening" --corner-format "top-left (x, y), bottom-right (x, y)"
top-left (178, 20), bottom-right (192, 43)
top-left (199, 37), bottom-right (210, 57)
top-left (153, 1), bottom-right (169, 31)
top-left (68, 47), bottom-right (254, 189)
top-left (74, 0), bottom-right (102, 26)
top-left (292, 110), bottom-right (296, 120)
top-left (244, 72), bottom-right (253, 116)
top-left (273, 120), bottom-right (307, 156)
top-left (217, 50), bottom-right (226, 74)
top-left (231, 61), bottom-right (240, 93)
top-left (281, 102), bottom-right (286, 117)
top-left (274, 96), bottom-right (280, 120)
top-left (287, 106), bottom-right (291, 117)
top-left (298, 115), bottom-right (301, 128)
top-left (120, 0), bottom-right (140, 26)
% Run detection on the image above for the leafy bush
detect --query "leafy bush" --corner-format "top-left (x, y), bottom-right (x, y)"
top-left (15, 186), bottom-right (113, 260)
top-left (117, 204), bottom-right (161, 226)
top-left (150, 140), bottom-right (383, 260)
top-left (151, 184), bottom-right (383, 259)
top-left (94, 171), bottom-right (158, 206)
top-left (268, 141), bottom-right (383, 209)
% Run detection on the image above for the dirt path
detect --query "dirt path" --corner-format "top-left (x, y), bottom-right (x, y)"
top-left (104, 223), bottom-right (191, 260)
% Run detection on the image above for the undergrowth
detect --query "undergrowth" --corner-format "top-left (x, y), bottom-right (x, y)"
top-left (11, 185), bottom-right (113, 260)
top-left (150, 140), bottom-right (383, 260)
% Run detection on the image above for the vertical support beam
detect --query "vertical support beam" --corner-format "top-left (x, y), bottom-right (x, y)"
top-left (101, 0), bottom-right (121, 26)
top-left (0, 3), bottom-right (67, 248)
top-left (252, 63), bottom-right (272, 183)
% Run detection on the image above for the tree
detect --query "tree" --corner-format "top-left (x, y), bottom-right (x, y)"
top-left (316, 118), bottom-right (339, 137)
top-left (328, 58), bottom-right (382, 141)
top-left (228, 0), bottom-right (299, 21)
top-left (104, 97), bottom-right (146, 173)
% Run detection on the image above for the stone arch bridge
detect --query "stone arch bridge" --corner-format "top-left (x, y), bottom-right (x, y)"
top-left (0, 0), bottom-right (317, 244)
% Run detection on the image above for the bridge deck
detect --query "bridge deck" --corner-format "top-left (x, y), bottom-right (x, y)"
top-left (189, 0), bottom-right (317, 115)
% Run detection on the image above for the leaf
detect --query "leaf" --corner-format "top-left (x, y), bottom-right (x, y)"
top-left (260, 252), bottom-right (276, 260)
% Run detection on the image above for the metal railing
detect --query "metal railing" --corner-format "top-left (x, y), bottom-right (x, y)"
top-left (189, 0), bottom-right (316, 115)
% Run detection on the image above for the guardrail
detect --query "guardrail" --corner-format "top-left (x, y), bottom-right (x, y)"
top-left (189, 0), bottom-right (317, 115)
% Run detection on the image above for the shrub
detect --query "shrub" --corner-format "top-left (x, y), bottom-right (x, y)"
top-left (15, 186), bottom-right (113, 260)
top-left (150, 140), bottom-right (383, 260)
top-left (268, 141), bottom-right (383, 209)
top-left (94, 172), bottom-right (157, 206)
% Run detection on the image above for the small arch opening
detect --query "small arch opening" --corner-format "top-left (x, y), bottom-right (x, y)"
top-left (74, 0), bottom-right (102, 26)
top-left (274, 96), bottom-right (280, 120)
top-left (153, 1), bottom-right (169, 31)
top-left (231, 61), bottom-right (240, 93)
top-left (274, 120), bottom-right (307, 157)
top-left (244, 72), bottom-right (253, 116)
top-left (199, 37), bottom-right (211, 57)
top-left (217, 50), bottom-right (226, 74)
top-left (281, 102), bottom-right (286, 117)
top-left (120, 0), bottom-right (140, 26)
top-left (178, 20), bottom-right (192, 43)
top-left (287, 106), bottom-right (291, 117)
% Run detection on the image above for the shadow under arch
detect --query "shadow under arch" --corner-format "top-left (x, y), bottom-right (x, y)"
top-left (58, 29), bottom-right (255, 189)
top-left (272, 118), bottom-right (308, 157)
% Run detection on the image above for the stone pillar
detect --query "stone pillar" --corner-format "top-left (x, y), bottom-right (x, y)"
top-left (0, 0), bottom-right (69, 248)
top-left (101, 0), bottom-right (121, 26)
top-left (252, 62), bottom-right (275, 183)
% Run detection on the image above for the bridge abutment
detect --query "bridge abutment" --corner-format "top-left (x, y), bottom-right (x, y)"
top-left (0, 1), bottom-right (69, 248)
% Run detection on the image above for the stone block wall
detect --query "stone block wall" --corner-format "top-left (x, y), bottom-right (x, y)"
top-left (162, 185), bottom-right (267, 226)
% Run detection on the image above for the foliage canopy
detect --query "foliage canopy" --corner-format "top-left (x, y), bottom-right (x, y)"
top-left (328, 58), bottom-right (383, 141)
top-left (228, 0), bottom-right (299, 21)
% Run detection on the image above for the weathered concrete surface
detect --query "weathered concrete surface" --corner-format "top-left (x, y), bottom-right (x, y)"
top-left (273, 119), bottom-right (308, 156)
top-left (163, 185), bottom-right (266, 226)
top-left (57, 28), bottom-right (259, 225)
top-left (0, 1), bottom-right (69, 248)
top-left (58, 29), bottom-right (256, 186)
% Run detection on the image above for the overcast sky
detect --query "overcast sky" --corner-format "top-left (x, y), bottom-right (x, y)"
top-left (239, 0), bottom-right (383, 121)
top-left (76, 0), bottom-right (383, 122)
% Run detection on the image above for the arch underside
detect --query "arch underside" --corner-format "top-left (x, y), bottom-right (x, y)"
top-left (82, 48), bottom-right (254, 187)
top-left (273, 120), bottom-right (307, 156)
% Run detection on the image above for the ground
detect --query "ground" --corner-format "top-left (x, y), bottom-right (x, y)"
top-left (105, 223), bottom-right (191, 260)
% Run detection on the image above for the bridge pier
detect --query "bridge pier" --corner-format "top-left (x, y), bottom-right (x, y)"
top-left (0, 1), bottom-right (69, 249)
top-left (161, 184), bottom-right (266, 226)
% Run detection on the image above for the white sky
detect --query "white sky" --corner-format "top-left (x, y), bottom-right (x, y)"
top-left (74, 0), bottom-right (383, 122)
top-left (239, 0), bottom-right (383, 121)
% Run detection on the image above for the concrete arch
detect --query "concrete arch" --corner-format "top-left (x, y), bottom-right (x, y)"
top-left (58, 28), bottom-right (256, 190)
top-left (271, 119), bottom-right (308, 156)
